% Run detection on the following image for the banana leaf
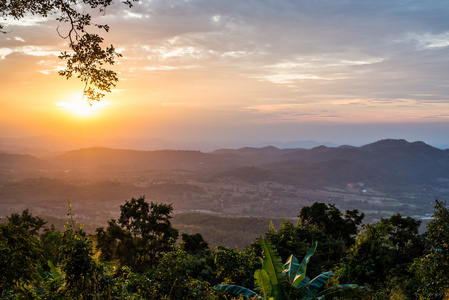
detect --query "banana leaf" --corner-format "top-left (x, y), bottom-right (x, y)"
top-left (215, 284), bottom-right (259, 297)
top-left (260, 239), bottom-right (286, 286)
top-left (271, 284), bottom-right (293, 300)
top-left (292, 241), bottom-right (317, 288)
top-left (283, 254), bottom-right (299, 284)
top-left (48, 260), bottom-right (64, 283)
top-left (316, 283), bottom-right (369, 299)
top-left (304, 271), bottom-right (333, 293)
top-left (255, 269), bottom-right (272, 299)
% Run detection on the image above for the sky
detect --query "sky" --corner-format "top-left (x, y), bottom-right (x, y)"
top-left (1, 0), bottom-right (449, 150)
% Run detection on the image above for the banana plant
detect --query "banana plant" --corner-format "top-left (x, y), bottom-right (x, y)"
top-left (35, 261), bottom-right (65, 299)
top-left (215, 239), bottom-right (366, 299)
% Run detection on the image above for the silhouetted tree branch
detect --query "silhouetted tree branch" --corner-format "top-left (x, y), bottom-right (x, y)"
top-left (0, 0), bottom-right (139, 102)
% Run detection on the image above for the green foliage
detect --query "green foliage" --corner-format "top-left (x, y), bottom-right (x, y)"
top-left (29, 201), bottom-right (117, 299)
top-left (59, 230), bottom-right (96, 298)
top-left (96, 196), bottom-right (179, 271)
top-left (7, 208), bottom-right (47, 237)
top-left (334, 211), bottom-right (425, 298)
top-left (40, 225), bottom-right (64, 265)
top-left (373, 213), bottom-right (426, 298)
top-left (254, 268), bottom-right (272, 298)
top-left (173, 212), bottom-right (280, 249)
top-left (412, 200), bottom-right (449, 299)
top-left (215, 284), bottom-right (258, 298)
top-left (259, 239), bottom-right (286, 289)
top-left (298, 202), bottom-right (364, 246)
top-left (181, 232), bottom-right (210, 255)
top-left (267, 200), bottom-right (365, 279)
top-left (265, 218), bottom-right (346, 279)
top-left (149, 247), bottom-right (219, 299)
top-left (118, 196), bottom-right (178, 244)
top-left (35, 261), bottom-right (65, 299)
top-left (0, 222), bottom-right (43, 292)
top-left (214, 246), bottom-right (260, 289)
top-left (337, 222), bottom-right (395, 288)
top-left (286, 241), bottom-right (317, 288)
top-left (0, 200), bottom-right (430, 299)
top-left (380, 213), bottom-right (424, 265)
top-left (216, 239), bottom-right (366, 300)
top-left (109, 265), bottom-right (158, 299)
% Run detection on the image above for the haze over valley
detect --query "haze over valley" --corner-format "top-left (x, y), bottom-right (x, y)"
top-left (1, 137), bottom-right (447, 248)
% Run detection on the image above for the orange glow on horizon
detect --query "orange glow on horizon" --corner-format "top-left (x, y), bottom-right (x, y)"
top-left (55, 93), bottom-right (110, 118)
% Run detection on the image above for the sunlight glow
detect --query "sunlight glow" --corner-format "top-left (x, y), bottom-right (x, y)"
top-left (55, 94), bottom-right (110, 117)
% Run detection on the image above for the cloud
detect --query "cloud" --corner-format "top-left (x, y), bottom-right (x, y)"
top-left (0, 48), bottom-right (13, 59)
top-left (2, 0), bottom-right (449, 147)
top-left (94, 0), bottom-right (449, 105)
top-left (2, 15), bottom-right (47, 27)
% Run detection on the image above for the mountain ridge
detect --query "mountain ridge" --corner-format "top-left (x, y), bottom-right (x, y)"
top-left (2, 138), bottom-right (448, 187)
top-left (1, 138), bottom-right (448, 227)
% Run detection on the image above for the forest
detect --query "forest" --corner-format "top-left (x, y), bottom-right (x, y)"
top-left (1, 196), bottom-right (448, 299)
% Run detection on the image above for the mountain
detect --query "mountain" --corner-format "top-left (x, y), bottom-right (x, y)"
top-left (281, 139), bottom-right (446, 162)
top-left (255, 140), bottom-right (338, 149)
top-left (0, 153), bottom-right (51, 183)
top-left (0, 135), bottom-right (342, 157)
top-left (215, 158), bottom-right (411, 190)
top-left (1, 138), bottom-right (448, 227)
top-left (46, 139), bottom-right (449, 186)
top-left (52, 147), bottom-right (207, 168)
top-left (211, 146), bottom-right (297, 164)
top-left (0, 135), bottom-right (182, 157)
top-left (51, 147), bottom-right (258, 171)
top-left (0, 153), bottom-right (50, 168)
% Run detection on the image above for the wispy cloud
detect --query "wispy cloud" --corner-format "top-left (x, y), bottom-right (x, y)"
top-left (2, 0), bottom-right (449, 146)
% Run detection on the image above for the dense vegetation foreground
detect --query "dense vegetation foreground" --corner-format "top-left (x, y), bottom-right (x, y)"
top-left (1, 196), bottom-right (448, 299)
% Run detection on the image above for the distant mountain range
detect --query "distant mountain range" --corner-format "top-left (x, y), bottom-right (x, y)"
top-left (0, 135), bottom-right (357, 157)
top-left (212, 139), bottom-right (449, 188)
top-left (2, 138), bottom-right (449, 228)
top-left (0, 135), bottom-right (181, 157)
top-left (1, 139), bottom-right (448, 192)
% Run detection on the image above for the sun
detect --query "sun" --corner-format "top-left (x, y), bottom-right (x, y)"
top-left (55, 93), bottom-right (109, 117)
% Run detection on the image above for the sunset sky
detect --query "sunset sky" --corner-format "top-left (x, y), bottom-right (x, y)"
top-left (1, 0), bottom-right (449, 149)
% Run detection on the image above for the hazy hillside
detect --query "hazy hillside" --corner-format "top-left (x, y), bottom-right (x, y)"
top-left (50, 147), bottom-right (267, 171)
top-left (2, 139), bottom-right (449, 190)
top-left (0, 153), bottom-right (50, 168)
top-left (52, 148), bottom-right (207, 168)
top-left (1, 138), bottom-right (448, 242)
top-left (0, 136), bottom-right (189, 157)
top-left (211, 146), bottom-right (297, 164)
top-left (217, 159), bottom-right (410, 190)
top-left (279, 139), bottom-right (449, 184)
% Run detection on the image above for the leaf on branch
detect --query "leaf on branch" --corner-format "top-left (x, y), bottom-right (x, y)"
top-left (1, 0), bottom-right (130, 101)
top-left (58, 33), bottom-right (121, 102)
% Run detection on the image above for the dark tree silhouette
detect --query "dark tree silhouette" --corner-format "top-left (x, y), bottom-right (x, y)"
top-left (1, 0), bottom-right (139, 102)
top-left (298, 202), bottom-right (364, 246)
top-left (96, 196), bottom-right (179, 271)
top-left (7, 208), bottom-right (47, 237)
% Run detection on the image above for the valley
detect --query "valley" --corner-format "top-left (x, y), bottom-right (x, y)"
top-left (1, 138), bottom-right (448, 248)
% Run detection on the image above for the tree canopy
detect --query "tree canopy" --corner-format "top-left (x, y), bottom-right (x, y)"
top-left (1, 0), bottom-right (139, 102)
top-left (413, 200), bottom-right (449, 299)
top-left (96, 196), bottom-right (179, 271)
top-left (7, 208), bottom-right (47, 237)
top-left (1, 200), bottom-right (447, 299)
top-left (298, 202), bottom-right (364, 246)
